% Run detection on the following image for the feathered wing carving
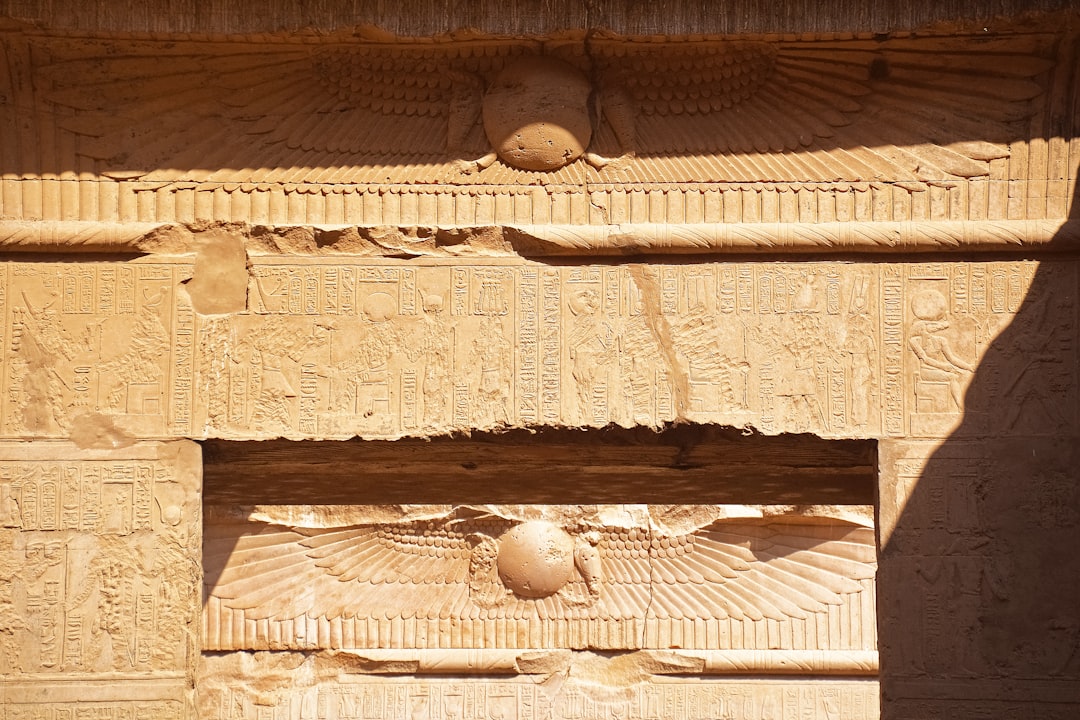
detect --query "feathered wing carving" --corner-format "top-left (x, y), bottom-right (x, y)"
top-left (205, 514), bottom-right (876, 624)
top-left (36, 32), bottom-right (1052, 185)
top-left (587, 35), bottom-right (1053, 183)
top-left (598, 518), bottom-right (876, 622)
top-left (591, 35), bottom-right (1054, 184)
top-left (40, 41), bottom-right (541, 183)
top-left (204, 515), bottom-right (514, 622)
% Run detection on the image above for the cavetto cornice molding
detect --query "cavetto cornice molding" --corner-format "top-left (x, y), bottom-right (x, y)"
top-left (1, 12), bottom-right (1076, 255)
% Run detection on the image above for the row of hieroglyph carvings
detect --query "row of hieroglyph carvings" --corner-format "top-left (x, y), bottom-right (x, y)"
top-left (198, 653), bottom-right (880, 720)
top-left (0, 257), bottom-right (1074, 441)
top-left (0, 23), bottom-right (1076, 232)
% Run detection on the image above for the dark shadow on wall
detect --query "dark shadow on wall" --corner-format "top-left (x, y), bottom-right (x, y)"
top-left (879, 178), bottom-right (1080, 716)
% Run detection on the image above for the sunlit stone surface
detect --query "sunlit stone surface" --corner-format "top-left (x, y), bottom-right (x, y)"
top-left (0, 3), bottom-right (1077, 719)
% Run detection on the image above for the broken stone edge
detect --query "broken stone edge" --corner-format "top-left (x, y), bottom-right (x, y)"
top-left (0, 219), bottom-right (1076, 257)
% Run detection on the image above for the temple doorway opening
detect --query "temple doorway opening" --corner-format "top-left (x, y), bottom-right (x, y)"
top-left (198, 429), bottom-right (881, 718)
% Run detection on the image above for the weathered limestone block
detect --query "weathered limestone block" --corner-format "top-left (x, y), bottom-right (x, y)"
top-left (0, 20), bottom-right (1075, 242)
top-left (0, 440), bottom-right (201, 717)
top-left (1, 256), bottom-right (1074, 442)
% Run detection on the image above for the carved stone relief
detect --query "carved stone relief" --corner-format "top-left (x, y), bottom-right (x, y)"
top-left (0, 21), bottom-right (1074, 238)
top-left (879, 438), bottom-right (1080, 716)
top-left (0, 257), bottom-right (1073, 442)
top-left (203, 505), bottom-right (877, 656)
top-left (0, 441), bottom-right (201, 718)
top-left (1, 263), bottom-right (191, 438)
top-left (0, 8), bottom-right (1076, 720)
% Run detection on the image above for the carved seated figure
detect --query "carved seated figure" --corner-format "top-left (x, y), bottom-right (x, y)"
top-left (908, 290), bottom-right (974, 414)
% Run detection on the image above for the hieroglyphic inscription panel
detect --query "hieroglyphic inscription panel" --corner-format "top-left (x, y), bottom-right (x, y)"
top-left (0, 257), bottom-right (1073, 441)
top-left (879, 438), bottom-right (1080, 716)
top-left (1, 262), bottom-right (195, 438)
top-left (0, 441), bottom-right (201, 717)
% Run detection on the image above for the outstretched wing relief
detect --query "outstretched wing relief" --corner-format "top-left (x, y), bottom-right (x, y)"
top-left (590, 516), bottom-right (875, 623)
top-left (41, 40), bottom-right (533, 183)
top-left (31, 30), bottom-right (1054, 185)
top-left (205, 508), bottom-right (876, 640)
top-left (205, 518), bottom-right (496, 622)
top-left (587, 36), bottom-right (1052, 183)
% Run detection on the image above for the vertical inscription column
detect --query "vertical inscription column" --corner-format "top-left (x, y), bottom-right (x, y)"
top-left (0, 441), bottom-right (201, 718)
top-left (541, 269), bottom-right (561, 425)
top-left (878, 260), bottom-right (1079, 718)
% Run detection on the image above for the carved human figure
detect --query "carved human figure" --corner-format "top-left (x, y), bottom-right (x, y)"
top-left (775, 318), bottom-right (827, 432)
top-left (246, 317), bottom-right (330, 428)
top-left (341, 293), bottom-right (401, 420)
top-left (672, 305), bottom-right (751, 416)
top-left (844, 313), bottom-right (877, 428)
top-left (9, 296), bottom-right (76, 433)
top-left (0, 484), bottom-right (19, 528)
top-left (908, 289), bottom-right (974, 412)
top-left (913, 540), bottom-right (1010, 677)
top-left (22, 540), bottom-right (64, 669)
top-left (618, 310), bottom-right (663, 423)
top-left (566, 289), bottom-right (616, 422)
top-left (151, 506), bottom-right (196, 666)
top-left (67, 537), bottom-right (141, 670)
top-left (0, 577), bottom-right (26, 672)
top-left (472, 316), bottom-right (511, 426)
top-left (98, 288), bottom-right (169, 412)
top-left (992, 284), bottom-right (1071, 430)
top-left (408, 294), bottom-right (451, 428)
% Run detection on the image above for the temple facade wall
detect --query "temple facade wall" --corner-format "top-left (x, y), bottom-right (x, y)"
top-left (0, 6), bottom-right (1078, 719)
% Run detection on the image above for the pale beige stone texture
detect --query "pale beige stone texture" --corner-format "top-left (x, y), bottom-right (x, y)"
top-left (0, 7), bottom-right (1077, 719)
top-left (0, 440), bottom-right (201, 718)
top-left (0, 20), bottom-right (1074, 238)
top-left (1, 257), bottom-right (1074, 443)
top-left (202, 504), bottom-right (877, 656)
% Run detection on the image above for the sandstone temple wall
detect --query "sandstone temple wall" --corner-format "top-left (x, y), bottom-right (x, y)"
top-left (0, 4), bottom-right (1078, 718)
